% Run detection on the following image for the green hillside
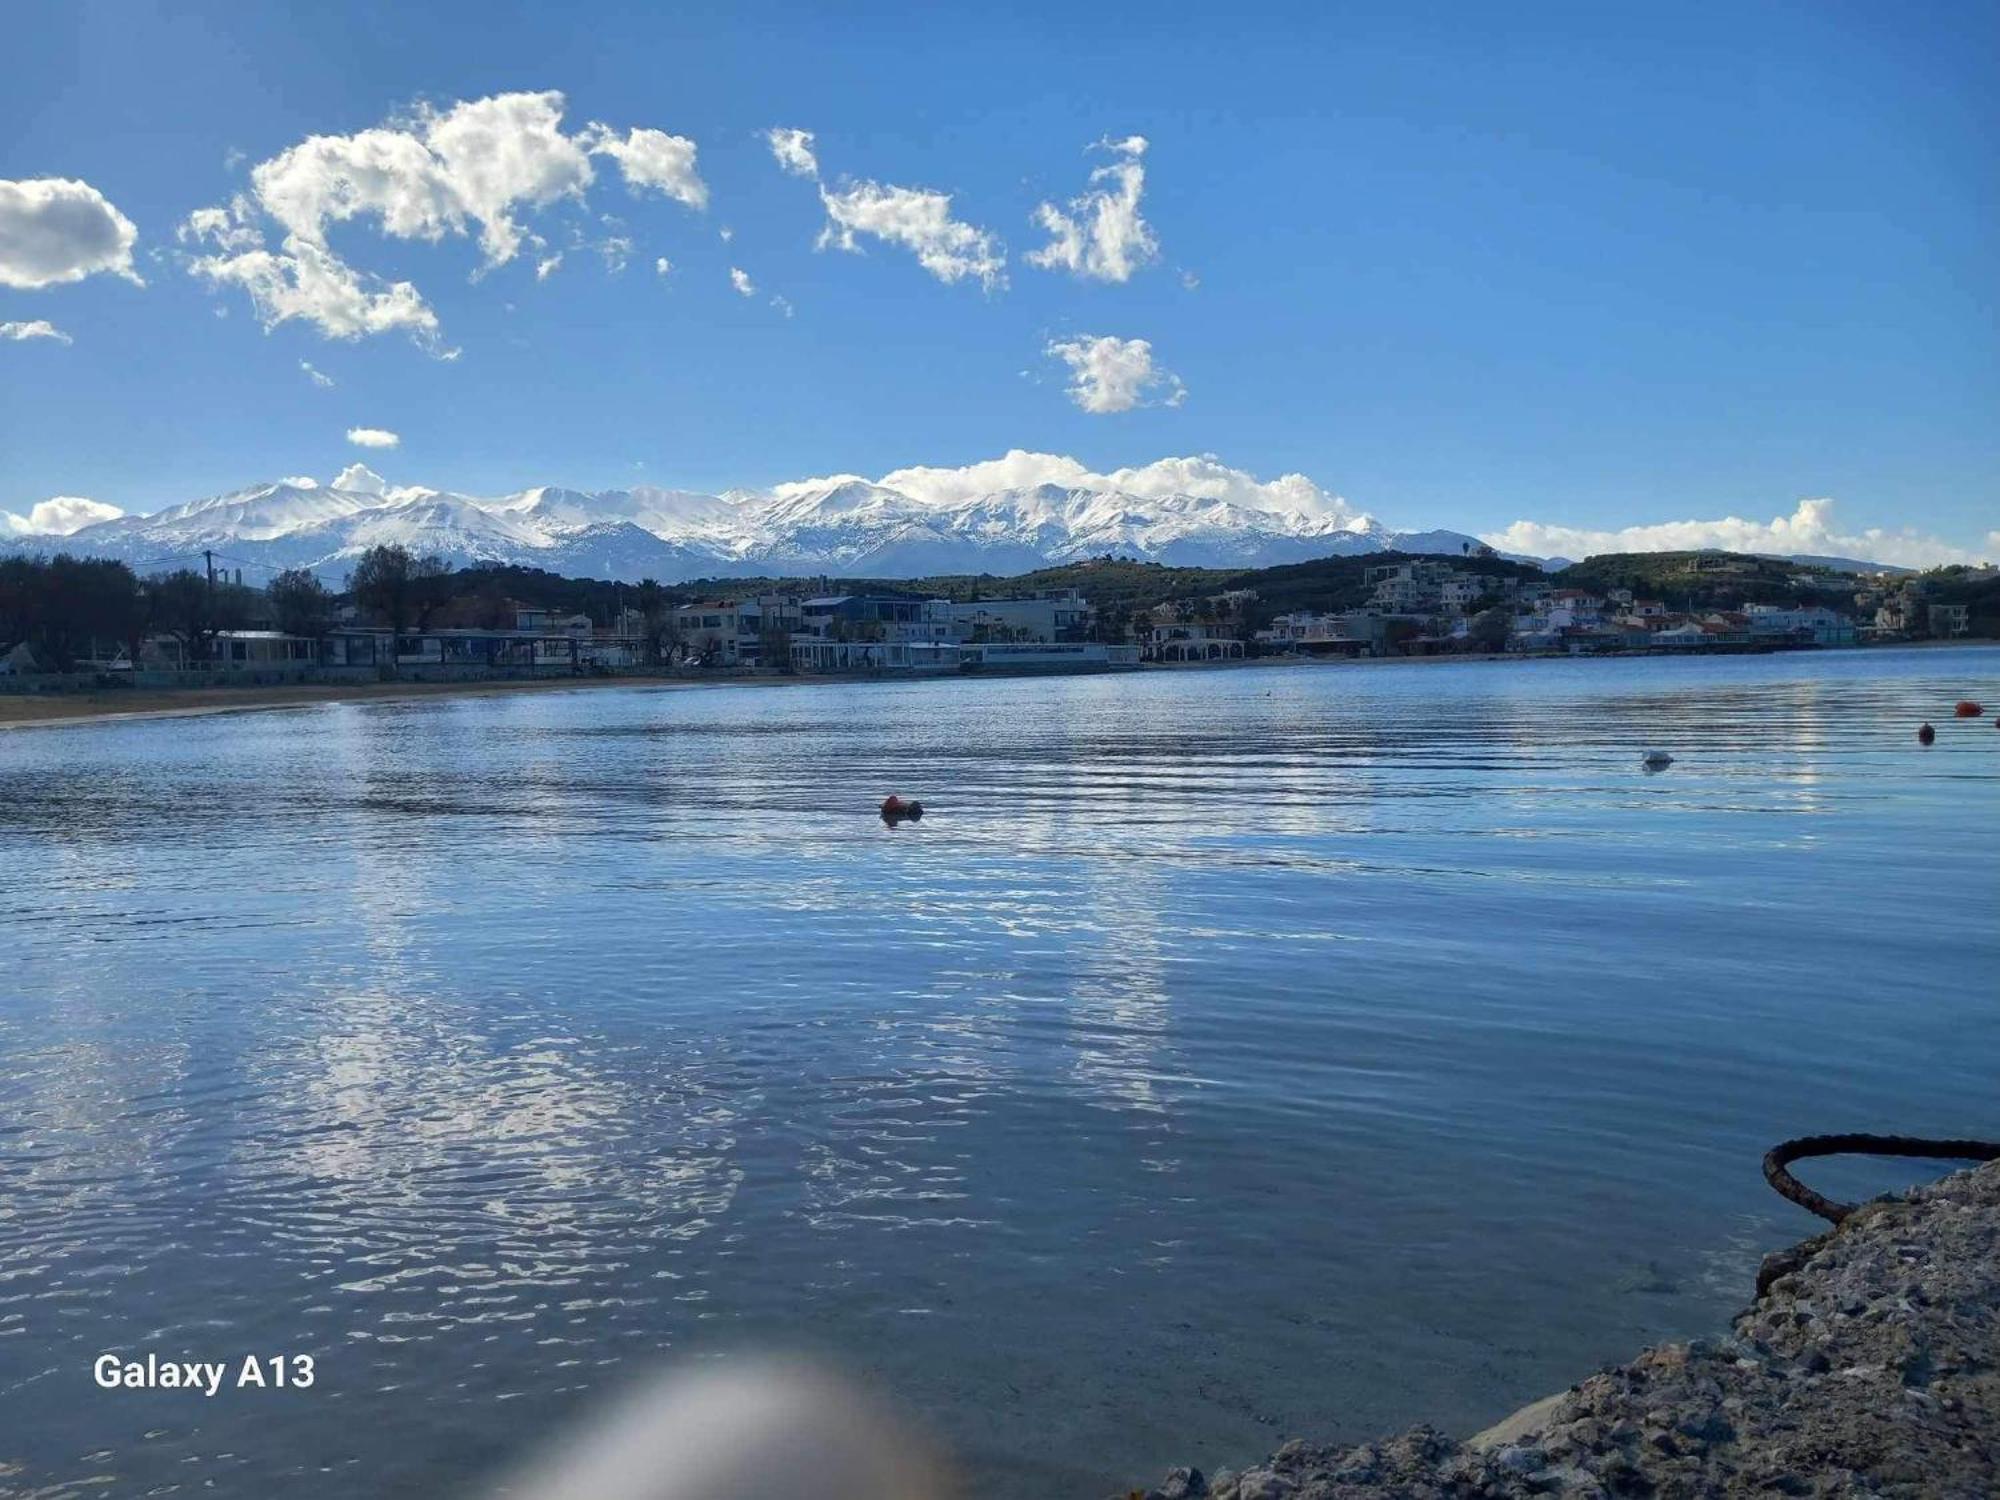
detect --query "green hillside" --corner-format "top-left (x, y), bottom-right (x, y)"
top-left (1549, 551), bottom-right (1860, 611)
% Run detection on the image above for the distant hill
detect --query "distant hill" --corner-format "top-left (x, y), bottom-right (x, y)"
top-left (307, 546), bottom-right (1960, 633)
top-left (594, 550), bottom-right (1540, 622)
top-left (1768, 554), bottom-right (1916, 577)
top-left (1549, 550), bottom-right (1870, 610)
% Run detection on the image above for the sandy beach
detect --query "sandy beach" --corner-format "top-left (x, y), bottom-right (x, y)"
top-left (0, 672), bottom-right (736, 731)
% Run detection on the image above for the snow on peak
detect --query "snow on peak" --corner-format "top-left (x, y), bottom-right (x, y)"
top-left (14, 453), bottom-right (1498, 581)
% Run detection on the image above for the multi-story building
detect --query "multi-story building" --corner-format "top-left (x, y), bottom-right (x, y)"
top-left (673, 595), bottom-right (804, 666)
top-left (1438, 573), bottom-right (1497, 610)
top-left (796, 592), bottom-right (939, 644)
top-left (1928, 602), bottom-right (1970, 637)
top-left (1742, 603), bottom-right (1858, 647)
top-left (940, 588), bottom-right (1090, 642)
top-left (1365, 560), bottom-right (1454, 612)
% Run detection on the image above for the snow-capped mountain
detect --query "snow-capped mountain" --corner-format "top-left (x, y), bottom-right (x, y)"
top-left (4, 471), bottom-right (1503, 583)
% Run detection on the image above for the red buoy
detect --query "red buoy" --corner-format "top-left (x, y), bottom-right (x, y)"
top-left (1954, 700), bottom-right (1983, 718)
top-left (1917, 722), bottom-right (1936, 745)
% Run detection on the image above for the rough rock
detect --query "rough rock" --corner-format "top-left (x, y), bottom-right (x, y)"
top-left (1121, 1162), bottom-right (2000, 1499)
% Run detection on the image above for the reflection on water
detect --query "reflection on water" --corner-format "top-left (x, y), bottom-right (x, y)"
top-left (1, 649), bottom-right (1996, 1497)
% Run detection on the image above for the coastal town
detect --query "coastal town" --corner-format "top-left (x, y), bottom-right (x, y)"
top-left (1, 543), bottom-right (1995, 694)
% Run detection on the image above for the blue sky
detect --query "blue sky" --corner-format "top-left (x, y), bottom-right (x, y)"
top-left (2, 0), bottom-right (1995, 562)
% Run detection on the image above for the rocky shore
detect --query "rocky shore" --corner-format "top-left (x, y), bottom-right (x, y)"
top-left (1124, 1162), bottom-right (1998, 1499)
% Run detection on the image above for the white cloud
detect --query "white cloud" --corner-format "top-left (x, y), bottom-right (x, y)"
top-left (771, 293), bottom-right (794, 318)
top-left (279, 474), bottom-right (321, 488)
top-left (1481, 497), bottom-right (1995, 569)
top-left (332, 462), bottom-right (387, 495)
top-left (860, 450), bottom-right (1362, 523)
top-left (181, 89), bottom-right (704, 346)
top-left (299, 359), bottom-right (334, 387)
top-left (0, 178), bottom-right (143, 290)
top-left (597, 234), bottom-right (633, 273)
top-left (536, 252), bottom-right (563, 280)
top-left (654, 256), bottom-right (672, 276)
top-left (1, 319), bottom-right (72, 344)
top-left (581, 124), bottom-right (708, 210)
top-left (1027, 135), bottom-right (1159, 284)
top-left (729, 266), bottom-right (756, 296)
top-left (1046, 334), bottom-right (1185, 413)
top-left (0, 496), bottom-right (126, 535)
top-left (817, 180), bottom-right (1006, 290)
top-left (765, 127), bottom-right (820, 179)
top-left (184, 211), bottom-right (444, 347)
top-left (183, 197), bottom-right (263, 253)
top-left (771, 133), bottom-right (1004, 290)
top-left (346, 426), bottom-right (400, 448)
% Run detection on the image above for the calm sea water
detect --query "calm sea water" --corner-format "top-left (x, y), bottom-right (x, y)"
top-left (1, 648), bottom-right (1995, 1497)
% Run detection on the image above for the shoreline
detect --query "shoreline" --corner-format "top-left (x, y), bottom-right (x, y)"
top-left (1125, 1161), bottom-right (2000, 1498)
top-left (0, 672), bottom-right (758, 731)
top-left (2, 638), bottom-right (1989, 732)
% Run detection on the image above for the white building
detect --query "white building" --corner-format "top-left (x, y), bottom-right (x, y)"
top-left (1147, 622), bottom-right (1245, 662)
top-left (1742, 603), bottom-right (1857, 646)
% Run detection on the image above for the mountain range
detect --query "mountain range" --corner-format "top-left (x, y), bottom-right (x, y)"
top-left (5, 472), bottom-right (1924, 583)
top-left (0, 474), bottom-right (1515, 583)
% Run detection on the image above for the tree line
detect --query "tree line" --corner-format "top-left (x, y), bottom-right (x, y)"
top-left (0, 546), bottom-right (693, 672)
top-left (0, 547), bottom-right (452, 671)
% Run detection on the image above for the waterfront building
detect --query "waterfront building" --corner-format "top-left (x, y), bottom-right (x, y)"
top-left (1928, 602), bottom-right (1970, 637)
top-left (321, 626), bottom-right (628, 670)
top-left (672, 596), bottom-right (802, 667)
top-left (1257, 611), bottom-right (1373, 656)
top-left (797, 592), bottom-right (940, 642)
top-left (939, 588), bottom-right (1090, 643)
top-left (789, 638), bottom-right (964, 673)
top-left (1146, 621), bottom-right (1247, 662)
top-left (213, 630), bottom-right (320, 666)
top-left (1651, 622), bottom-right (1710, 647)
top-left (961, 642), bottom-right (1139, 672)
top-left (1742, 604), bottom-right (1858, 647)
